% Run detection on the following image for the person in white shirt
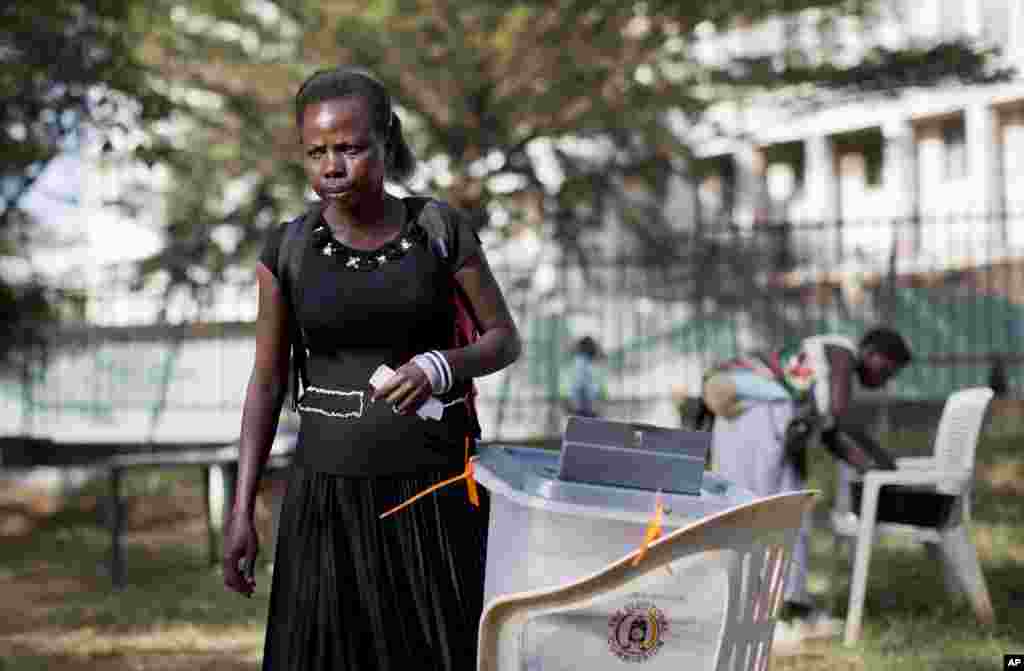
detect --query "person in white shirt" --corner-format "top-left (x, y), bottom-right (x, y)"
top-left (701, 327), bottom-right (912, 636)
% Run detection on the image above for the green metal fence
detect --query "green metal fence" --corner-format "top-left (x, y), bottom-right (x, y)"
top-left (5, 214), bottom-right (1024, 441)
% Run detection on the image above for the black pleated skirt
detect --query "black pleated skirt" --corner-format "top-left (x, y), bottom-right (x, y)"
top-left (261, 465), bottom-right (489, 671)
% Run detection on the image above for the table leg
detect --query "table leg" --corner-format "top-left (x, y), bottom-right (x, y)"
top-left (109, 466), bottom-right (125, 589)
top-left (202, 465), bottom-right (217, 566)
top-left (222, 461), bottom-right (238, 529)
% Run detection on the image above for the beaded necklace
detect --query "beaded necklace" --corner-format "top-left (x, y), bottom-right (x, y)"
top-left (311, 217), bottom-right (428, 272)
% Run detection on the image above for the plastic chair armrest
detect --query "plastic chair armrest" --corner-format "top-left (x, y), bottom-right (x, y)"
top-left (862, 469), bottom-right (968, 491)
top-left (894, 457), bottom-right (936, 469)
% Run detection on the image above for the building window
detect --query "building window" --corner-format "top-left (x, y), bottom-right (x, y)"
top-left (695, 155), bottom-right (736, 227)
top-left (1002, 105), bottom-right (1024, 177)
top-left (832, 128), bottom-right (883, 187)
top-left (942, 118), bottom-right (967, 181)
top-left (763, 141), bottom-right (805, 193)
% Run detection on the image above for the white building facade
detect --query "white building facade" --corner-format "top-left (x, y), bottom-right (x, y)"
top-left (687, 0), bottom-right (1024, 272)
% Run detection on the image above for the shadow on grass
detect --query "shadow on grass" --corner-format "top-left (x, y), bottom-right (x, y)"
top-left (801, 431), bottom-right (1023, 669)
top-left (817, 536), bottom-right (1022, 665)
top-left (826, 546), bottom-right (1023, 629)
top-left (0, 470), bottom-right (270, 634)
top-left (815, 543), bottom-right (1021, 669)
top-left (2, 527), bottom-right (269, 631)
top-left (0, 648), bottom-right (261, 671)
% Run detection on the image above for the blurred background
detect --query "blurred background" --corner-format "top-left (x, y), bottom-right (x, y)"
top-left (5, 0), bottom-right (1024, 442)
top-left (2, 1), bottom-right (1023, 669)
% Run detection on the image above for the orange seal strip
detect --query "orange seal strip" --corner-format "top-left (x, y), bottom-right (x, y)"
top-left (631, 492), bottom-right (665, 567)
top-left (379, 437), bottom-right (480, 519)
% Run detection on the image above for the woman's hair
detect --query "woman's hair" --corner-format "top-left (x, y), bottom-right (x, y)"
top-left (575, 336), bottom-right (601, 360)
top-left (859, 327), bottom-right (913, 367)
top-left (294, 67), bottom-right (416, 182)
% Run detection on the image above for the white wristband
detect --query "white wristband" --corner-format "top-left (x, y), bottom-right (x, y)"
top-left (427, 350), bottom-right (452, 394)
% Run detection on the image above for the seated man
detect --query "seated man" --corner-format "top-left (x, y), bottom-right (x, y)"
top-left (700, 327), bottom-right (912, 637)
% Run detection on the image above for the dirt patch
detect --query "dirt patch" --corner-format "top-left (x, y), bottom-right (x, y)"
top-left (0, 640), bottom-right (259, 671)
top-left (773, 651), bottom-right (862, 671)
top-left (0, 570), bottom-right (267, 669)
top-left (0, 510), bottom-right (34, 536)
top-left (1, 624), bottom-right (263, 656)
top-left (0, 576), bottom-right (96, 634)
top-left (0, 483), bottom-right (64, 537)
top-left (0, 476), bottom-right (277, 671)
top-left (972, 525), bottom-right (1024, 563)
top-left (0, 482), bottom-right (62, 514)
top-left (980, 459), bottom-right (1024, 496)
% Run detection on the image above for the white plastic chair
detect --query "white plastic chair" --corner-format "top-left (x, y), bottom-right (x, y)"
top-left (831, 387), bottom-right (996, 646)
top-left (477, 490), bottom-right (819, 671)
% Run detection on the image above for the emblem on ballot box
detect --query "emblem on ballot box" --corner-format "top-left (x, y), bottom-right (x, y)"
top-left (607, 600), bottom-right (668, 662)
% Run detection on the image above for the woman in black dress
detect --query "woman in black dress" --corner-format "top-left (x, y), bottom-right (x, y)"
top-left (222, 67), bottom-right (522, 670)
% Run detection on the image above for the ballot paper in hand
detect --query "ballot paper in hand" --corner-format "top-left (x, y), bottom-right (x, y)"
top-left (369, 364), bottom-right (444, 421)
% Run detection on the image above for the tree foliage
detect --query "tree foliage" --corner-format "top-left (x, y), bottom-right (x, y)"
top-left (0, 0), bottom-right (176, 369)
top-left (129, 0), bottom-right (1013, 294)
top-left (112, 1), bottom-right (310, 307)
top-left (1, 1), bottom-right (174, 226)
top-left (4, 0), bottom-right (1016, 342)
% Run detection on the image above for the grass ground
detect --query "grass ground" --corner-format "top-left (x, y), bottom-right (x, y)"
top-left (0, 467), bottom-right (276, 670)
top-left (785, 429), bottom-right (1024, 671)
top-left (0, 431), bottom-right (1021, 670)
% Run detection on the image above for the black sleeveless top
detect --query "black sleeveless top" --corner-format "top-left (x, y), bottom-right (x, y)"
top-left (259, 198), bottom-right (481, 476)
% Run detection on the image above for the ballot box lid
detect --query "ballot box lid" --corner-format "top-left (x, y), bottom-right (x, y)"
top-left (557, 416), bottom-right (711, 495)
top-left (475, 444), bottom-right (753, 525)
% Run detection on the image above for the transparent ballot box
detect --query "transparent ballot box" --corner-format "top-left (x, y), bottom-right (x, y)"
top-left (475, 442), bottom-right (755, 603)
top-left (474, 437), bottom-right (758, 669)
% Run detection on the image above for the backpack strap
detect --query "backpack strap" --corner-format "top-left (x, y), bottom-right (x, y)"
top-left (276, 200), bottom-right (324, 410)
top-left (404, 196), bottom-right (449, 260)
top-left (404, 196), bottom-right (485, 436)
top-left (404, 196), bottom-right (485, 331)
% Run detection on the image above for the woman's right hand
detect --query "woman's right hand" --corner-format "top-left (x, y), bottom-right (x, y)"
top-left (372, 360), bottom-right (434, 415)
top-left (222, 512), bottom-right (259, 597)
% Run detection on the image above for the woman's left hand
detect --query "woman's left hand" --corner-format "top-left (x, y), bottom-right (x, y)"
top-left (371, 361), bottom-right (433, 415)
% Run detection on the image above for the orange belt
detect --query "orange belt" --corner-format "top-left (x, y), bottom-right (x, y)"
top-left (379, 436), bottom-right (480, 519)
